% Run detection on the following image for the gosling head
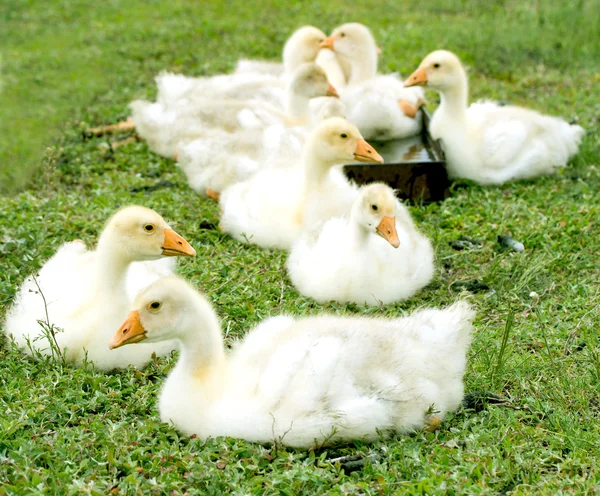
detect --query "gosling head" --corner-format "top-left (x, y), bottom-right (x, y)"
top-left (109, 276), bottom-right (215, 349)
top-left (320, 23), bottom-right (378, 60)
top-left (404, 50), bottom-right (466, 92)
top-left (101, 206), bottom-right (196, 261)
top-left (289, 63), bottom-right (339, 99)
top-left (352, 184), bottom-right (400, 248)
top-left (307, 117), bottom-right (384, 166)
top-left (283, 26), bottom-right (328, 73)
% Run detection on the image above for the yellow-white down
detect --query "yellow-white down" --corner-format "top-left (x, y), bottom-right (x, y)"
top-left (405, 50), bottom-right (585, 184)
top-left (287, 183), bottom-right (435, 305)
top-left (111, 276), bottom-right (474, 448)
top-left (3, 207), bottom-right (195, 370)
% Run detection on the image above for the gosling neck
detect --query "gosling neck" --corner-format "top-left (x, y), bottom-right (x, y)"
top-left (348, 211), bottom-right (371, 248)
top-left (94, 234), bottom-right (133, 298)
top-left (337, 56), bottom-right (352, 85)
top-left (301, 140), bottom-right (334, 192)
top-left (176, 301), bottom-right (226, 383)
top-left (285, 90), bottom-right (311, 125)
top-left (436, 74), bottom-right (469, 123)
top-left (343, 49), bottom-right (378, 85)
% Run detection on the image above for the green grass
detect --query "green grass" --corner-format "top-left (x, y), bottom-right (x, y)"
top-left (1, 0), bottom-right (600, 493)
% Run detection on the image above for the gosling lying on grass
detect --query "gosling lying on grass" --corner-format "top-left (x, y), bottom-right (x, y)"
top-left (404, 50), bottom-right (585, 185)
top-left (110, 275), bottom-right (474, 448)
top-left (4, 206), bottom-right (196, 370)
top-left (287, 183), bottom-right (434, 305)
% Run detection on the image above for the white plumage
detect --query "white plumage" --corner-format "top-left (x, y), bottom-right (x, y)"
top-left (219, 167), bottom-right (356, 250)
top-left (3, 207), bottom-right (196, 370)
top-left (130, 98), bottom-right (284, 158)
top-left (175, 129), bottom-right (262, 197)
top-left (233, 59), bottom-right (284, 77)
top-left (110, 276), bottom-right (475, 448)
top-left (405, 50), bottom-right (585, 184)
top-left (156, 70), bottom-right (286, 108)
top-left (287, 183), bottom-right (434, 305)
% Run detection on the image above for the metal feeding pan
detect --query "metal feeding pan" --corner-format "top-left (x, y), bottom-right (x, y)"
top-left (344, 109), bottom-right (450, 203)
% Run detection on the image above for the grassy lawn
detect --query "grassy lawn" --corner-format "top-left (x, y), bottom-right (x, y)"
top-left (1, 0), bottom-right (600, 493)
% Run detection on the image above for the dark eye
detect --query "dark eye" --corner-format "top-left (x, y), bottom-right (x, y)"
top-left (340, 32), bottom-right (345, 37)
top-left (340, 133), bottom-right (348, 139)
top-left (433, 63), bottom-right (441, 68)
top-left (148, 301), bottom-right (161, 311)
top-left (144, 224), bottom-right (155, 233)
top-left (371, 204), bottom-right (378, 211)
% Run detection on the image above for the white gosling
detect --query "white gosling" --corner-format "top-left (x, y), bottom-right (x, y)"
top-left (110, 276), bottom-right (474, 448)
top-left (287, 183), bottom-right (434, 305)
top-left (219, 117), bottom-right (383, 250)
top-left (404, 50), bottom-right (585, 184)
top-left (320, 23), bottom-right (425, 140)
top-left (4, 207), bottom-right (196, 370)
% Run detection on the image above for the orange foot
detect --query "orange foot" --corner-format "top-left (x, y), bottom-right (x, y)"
top-left (173, 151), bottom-right (179, 161)
top-left (98, 134), bottom-right (140, 150)
top-left (87, 117), bottom-right (135, 136)
top-left (206, 188), bottom-right (220, 201)
top-left (398, 98), bottom-right (427, 119)
top-left (424, 415), bottom-right (442, 433)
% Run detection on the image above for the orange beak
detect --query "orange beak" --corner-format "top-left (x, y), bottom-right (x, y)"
top-left (326, 84), bottom-right (339, 98)
top-left (376, 216), bottom-right (400, 248)
top-left (320, 36), bottom-right (335, 51)
top-left (109, 311), bottom-right (147, 349)
top-left (162, 229), bottom-right (196, 257)
top-left (354, 139), bottom-right (384, 164)
top-left (404, 66), bottom-right (428, 87)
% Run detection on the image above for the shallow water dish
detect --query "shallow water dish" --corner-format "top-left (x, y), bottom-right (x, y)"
top-left (344, 109), bottom-right (449, 203)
